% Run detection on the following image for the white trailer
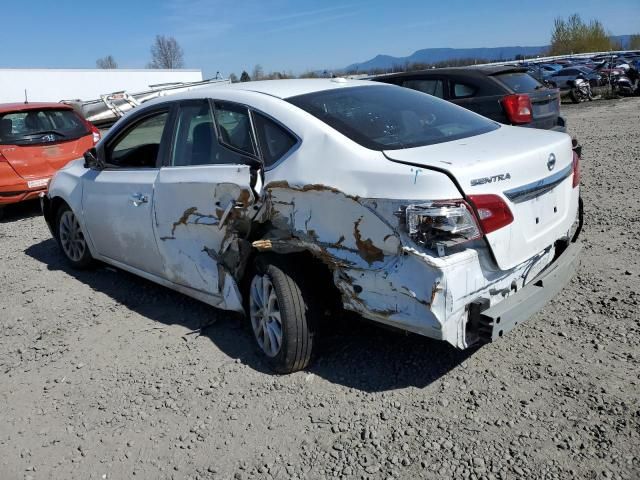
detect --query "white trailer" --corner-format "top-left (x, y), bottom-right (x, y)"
top-left (0, 68), bottom-right (204, 104)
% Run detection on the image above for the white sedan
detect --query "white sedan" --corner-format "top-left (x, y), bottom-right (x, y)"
top-left (42, 79), bottom-right (582, 373)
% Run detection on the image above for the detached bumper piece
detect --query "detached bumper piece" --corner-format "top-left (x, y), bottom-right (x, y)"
top-left (470, 241), bottom-right (581, 343)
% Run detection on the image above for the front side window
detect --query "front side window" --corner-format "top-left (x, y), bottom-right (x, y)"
top-left (109, 111), bottom-right (168, 168)
top-left (213, 102), bottom-right (256, 157)
top-left (401, 79), bottom-right (444, 98)
top-left (253, 112), bottom-right (297, 167)
top-left (287, 85), bottom-right (498, 151)
top-left (0, 109), bottom-right (89, 145)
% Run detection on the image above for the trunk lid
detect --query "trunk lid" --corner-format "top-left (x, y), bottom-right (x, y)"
top-left (491, 70), bottom-right (561, 129)
top-left (0, 135), bottom-right (92, 181)
top-left (384, 125), bottom-right (577, 270)
top-left (527, 89), bottom-right (561, 129)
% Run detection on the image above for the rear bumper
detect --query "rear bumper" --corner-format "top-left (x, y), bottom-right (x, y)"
top-left (550, 115), bottom-right (566, 133)
top-left (0, 183), bottom-right (49, 206)
top-left (469, 240), bottom-right (581, 343)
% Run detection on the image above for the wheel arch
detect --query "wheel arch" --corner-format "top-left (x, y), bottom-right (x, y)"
top-left (243, 237), bottom-right (342, 315)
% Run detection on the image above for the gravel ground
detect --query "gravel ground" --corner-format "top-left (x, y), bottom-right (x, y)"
top-left (1, 97), bottom-right (639, 480)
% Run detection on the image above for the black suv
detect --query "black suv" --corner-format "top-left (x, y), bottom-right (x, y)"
top-left (372, 66), bottom-right (566, 132)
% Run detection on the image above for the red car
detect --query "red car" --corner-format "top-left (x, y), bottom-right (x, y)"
top-left (0, 102), bottom-right (100, 218)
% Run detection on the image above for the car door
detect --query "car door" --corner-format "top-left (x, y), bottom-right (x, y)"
top-left (82, 107), bottom-right (172, 276)
top-left (152, 99), bottom-right (261, 312)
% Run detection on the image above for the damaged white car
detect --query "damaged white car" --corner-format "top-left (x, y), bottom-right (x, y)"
top-left (42, 79), bottom-right (582, 373)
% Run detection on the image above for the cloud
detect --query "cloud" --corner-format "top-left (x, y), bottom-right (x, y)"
top-left (161, 0), bottom-right (365, 42)
top-left (264, 10), bottom-right (361, 33)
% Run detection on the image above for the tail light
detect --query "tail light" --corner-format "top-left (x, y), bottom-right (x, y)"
top-left (74, 112), bottom-right (101, 145)
top-left (401, 196), bottom-right (513, 255)
top-left (87, 122), bottom-right (101, 145)
top-left (402, 200), bottom-right (481, 249)
top-left (572, 151), bottom-right (580, 188)
top-left (501, 94), bottom-right (533, 124)
top-left (467, 194), bottom-right (514, 235)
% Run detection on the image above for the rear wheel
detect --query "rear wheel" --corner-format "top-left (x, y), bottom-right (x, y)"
top-left (248, 257), bottom-right (315, 373)
top-left (56, 205), bottom-right (94, 269)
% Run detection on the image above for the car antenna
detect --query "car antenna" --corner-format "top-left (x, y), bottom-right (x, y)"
top-left (24, 89), bottom-right (28, 104)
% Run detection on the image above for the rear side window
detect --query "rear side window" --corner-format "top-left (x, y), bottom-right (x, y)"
top-left (401, 79), bottom-right (444, 98)
top-left (253, 112), bottom-right (297, 167)
top-left (213, 102), bottom-right (256, 157)
top-left (452, 82), bottom-right (476, 98)
top-left (287, 85), bottom-right (498, 151)
top-left (0, 109), bottom-right (89, 145)
top-left (170, 102), bottom-right (247, 166)
top-left (495, 72), bottom-right (543, 93)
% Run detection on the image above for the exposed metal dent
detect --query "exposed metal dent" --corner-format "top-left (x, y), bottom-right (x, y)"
top-left (262, 181), bottom-right (400, 271)
top-left (353, 217), bottom-right (384, 265)
top-left (171, 206), bottom-right (219, 235)
top-left (156, 177), bottom-right (561, 349)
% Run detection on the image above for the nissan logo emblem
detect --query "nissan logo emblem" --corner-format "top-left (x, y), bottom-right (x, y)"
top-left (547, 153), bottom-right (556, 171)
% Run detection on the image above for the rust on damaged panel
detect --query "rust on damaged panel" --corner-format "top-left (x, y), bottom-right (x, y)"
top-left (353, 217), bottom-right (384, 265)
top-left (171, 207), bottom-right (219, 235)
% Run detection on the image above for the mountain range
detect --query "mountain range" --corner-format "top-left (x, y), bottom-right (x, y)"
top-left (343, 35), bottom-right (634, 72)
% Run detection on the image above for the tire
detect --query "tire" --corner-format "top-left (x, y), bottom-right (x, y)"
top-left (569, 90), bottom-right (580, 104)
top-left (55, 205), bottom-right (94, 269)
top-left (247, 256), bottom-right (315, 373)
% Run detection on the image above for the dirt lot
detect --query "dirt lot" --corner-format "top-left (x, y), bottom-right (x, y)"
top-left (1, 97), bottom-right (639, 480)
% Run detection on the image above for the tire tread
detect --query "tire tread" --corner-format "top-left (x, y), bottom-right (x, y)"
top-left (254, 257), bottom-right (315, 373)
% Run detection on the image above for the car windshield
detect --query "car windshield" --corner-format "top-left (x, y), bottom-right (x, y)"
top-left (286, 85), bottom-right (499, 150)
top-left (0, 108), bottom-right (89, 145)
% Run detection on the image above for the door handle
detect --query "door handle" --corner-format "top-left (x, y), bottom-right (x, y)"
top-left (130, 193), bottom-right (149, 206)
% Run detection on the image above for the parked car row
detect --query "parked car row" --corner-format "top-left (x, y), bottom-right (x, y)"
top-left (372, 65), bottom-right (567, 132)
top-left (523, 53), bottom-right (640, 91)
top-left (32, 78), bottom-right (582, 373)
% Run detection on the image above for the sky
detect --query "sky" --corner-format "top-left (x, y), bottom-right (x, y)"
top-left (3, 0), bottom-right (639, 77)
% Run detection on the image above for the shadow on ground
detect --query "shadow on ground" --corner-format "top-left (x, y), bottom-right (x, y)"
top-left (25, 238), bottom-right (473, 392)
top-left (1, 199), bottom-right (42, 223)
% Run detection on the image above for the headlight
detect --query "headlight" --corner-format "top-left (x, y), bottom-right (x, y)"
top-left (401, 200), bottom-right (481, 251)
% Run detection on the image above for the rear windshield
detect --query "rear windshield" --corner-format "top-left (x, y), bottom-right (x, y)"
top-left (286, 85), bottom-right (498, 150)
top-left (494, 72), bottom-right (544, 93)
top-left (0, 108), bottom-right (89, 145)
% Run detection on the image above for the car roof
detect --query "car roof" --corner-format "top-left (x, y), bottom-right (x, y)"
top-left (0, 102), bottom-right (73, 114)
top-left (175, 78), bottom-right (379, 101)
top-left (373, 65), bottom-right (528, 80)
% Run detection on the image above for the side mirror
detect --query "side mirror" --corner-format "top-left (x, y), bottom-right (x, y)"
top-left (83, 148), bottom-right (104, 170)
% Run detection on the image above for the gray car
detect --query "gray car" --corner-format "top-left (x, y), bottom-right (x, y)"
top-left (548, 67), bottom-right (600, 89)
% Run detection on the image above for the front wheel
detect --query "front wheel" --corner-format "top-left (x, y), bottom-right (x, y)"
top-left (56, 205), bottom-right (94, 269)
top-left (248, 257), bottom-right (315, 373)
top-left (569, 89), bottom-right (581, 104)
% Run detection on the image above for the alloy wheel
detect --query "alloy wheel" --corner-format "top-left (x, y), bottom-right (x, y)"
top-left (59, 210), bottom-right (87, 262)
top-left (249, 273), bottom-right (283, 357)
